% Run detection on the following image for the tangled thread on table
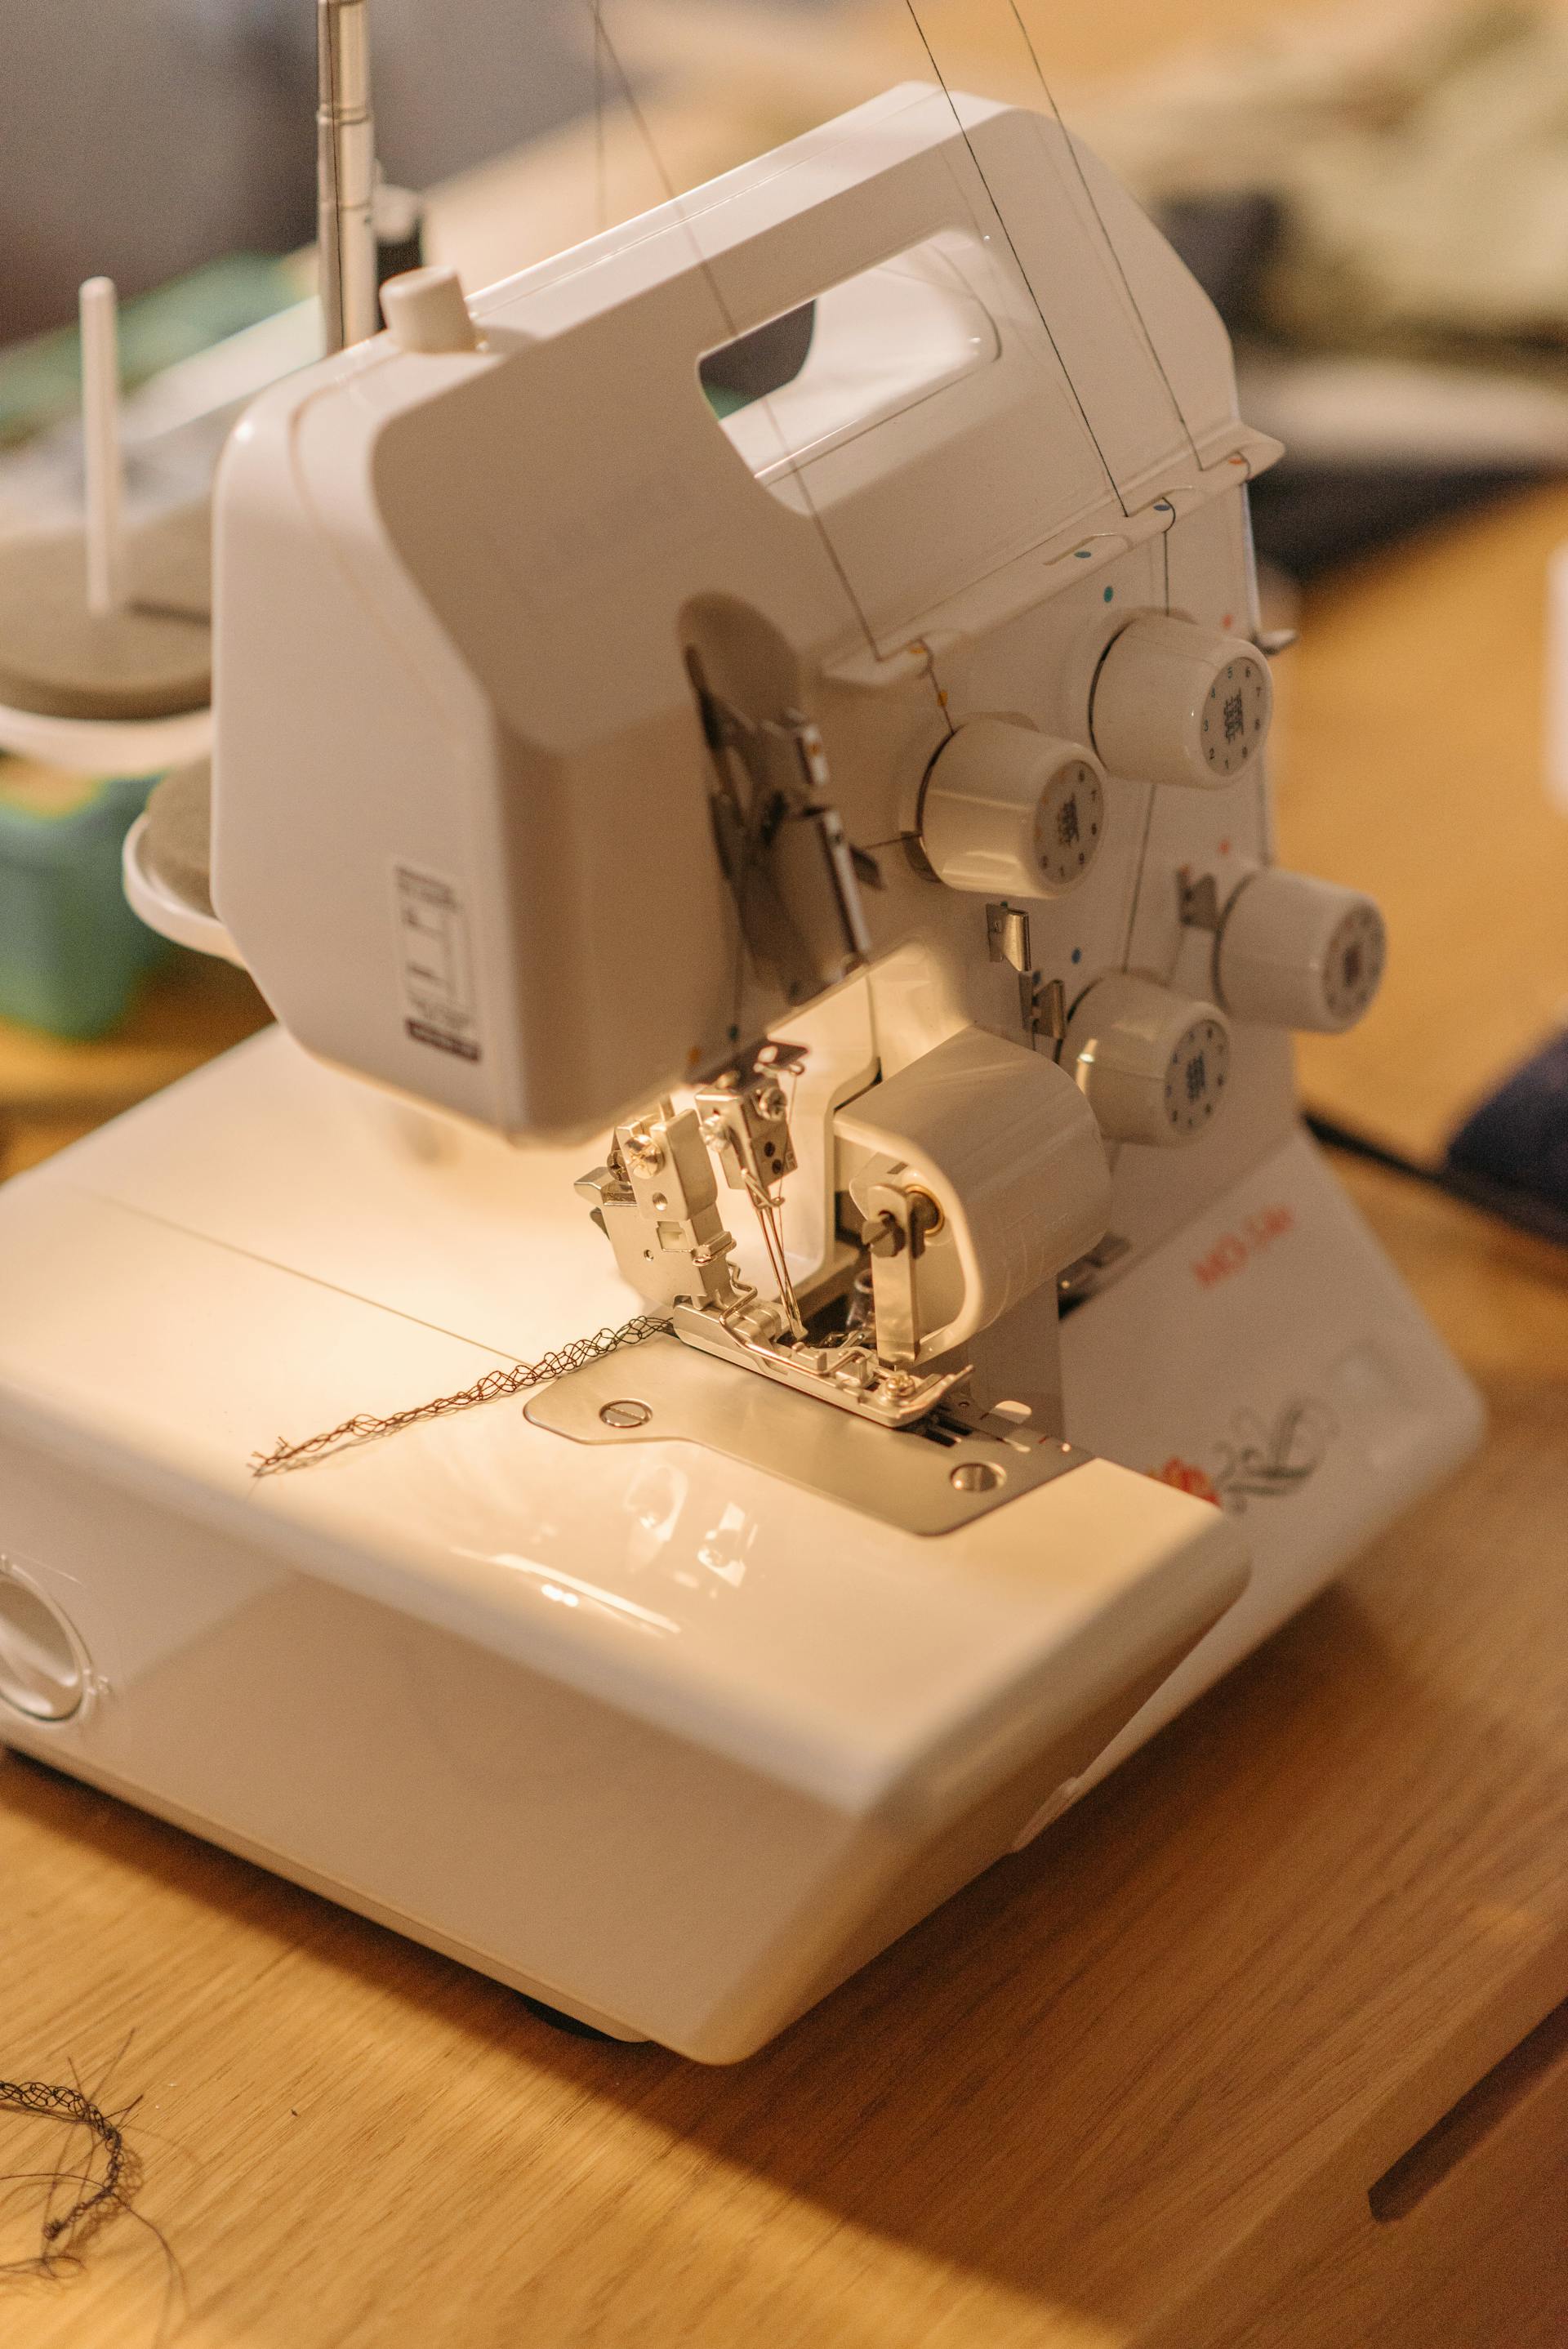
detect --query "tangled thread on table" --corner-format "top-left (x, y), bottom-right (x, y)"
top-left (250, 1314), bottom-right (673, 1476)
top-left (0, 2079), bottom-right (133, 2275)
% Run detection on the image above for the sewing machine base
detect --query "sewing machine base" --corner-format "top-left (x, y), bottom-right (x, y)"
top-left (0, 1034), bottom-right (1479, 2058)
top-left (1058, 1119), bottom-right (1486, 1794)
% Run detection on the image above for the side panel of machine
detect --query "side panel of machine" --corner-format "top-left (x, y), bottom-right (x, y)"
top-left (0, 1436), bottom-right (872, 2058)
top-left (1060, 1128), bottom-right (1486, 1794)
top-left (214, 377), bottom-right (530, 1133)
top-left (0, 1428), bottom-right (1241, 2061)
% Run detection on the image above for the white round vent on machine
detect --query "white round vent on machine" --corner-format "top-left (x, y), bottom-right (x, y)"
top-left (0, 1564), bottom-right (85, 1722)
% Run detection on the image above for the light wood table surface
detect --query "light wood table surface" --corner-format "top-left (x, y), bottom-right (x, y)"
top-left (0, 956), bottom-right (269, 1183)
top-left (2, 5), bottom-right (1566, 2344)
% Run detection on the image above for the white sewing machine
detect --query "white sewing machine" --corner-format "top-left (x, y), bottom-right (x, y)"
top-left (0, 82), bottom-right (1481, 2059)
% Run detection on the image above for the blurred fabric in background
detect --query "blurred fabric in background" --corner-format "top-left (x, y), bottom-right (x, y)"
top-left (1074, 2), bottom-right (1568, 573)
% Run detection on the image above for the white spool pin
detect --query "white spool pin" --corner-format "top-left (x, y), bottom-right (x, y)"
top-left (920, 718), bottom-right (1106, 898)
top-left (80, 277), bottom-right (126, 620)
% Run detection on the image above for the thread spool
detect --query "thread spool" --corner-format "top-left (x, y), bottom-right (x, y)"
top-left (0, 279), bottom-right (211, 723)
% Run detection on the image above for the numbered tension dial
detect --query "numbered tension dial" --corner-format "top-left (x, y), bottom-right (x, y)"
top-left (1090, 616), bottom-right (1272, 790)
top-left (1215, 868), bottom-right (1387, 1032)
top-left (919, 718), bottom-right (1106, 898)
top-left (1062, 971), bottom-right (1232, 1147)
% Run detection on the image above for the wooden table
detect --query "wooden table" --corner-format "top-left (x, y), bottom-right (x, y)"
top-left (3, 5), bottom-right (1566, 2342)
top-left (0, 954), bottom-right (268, 1182)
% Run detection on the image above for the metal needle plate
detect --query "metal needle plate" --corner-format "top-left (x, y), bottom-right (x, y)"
top-left (525, 1336), bottom-right (1090, 1536)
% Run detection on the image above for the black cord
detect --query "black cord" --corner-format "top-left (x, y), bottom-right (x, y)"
top-left (1304, 1110), bottom-right (1568, 1250)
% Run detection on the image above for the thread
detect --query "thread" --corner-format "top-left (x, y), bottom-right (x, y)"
top-left (251, 1315), bottom-right (671, 1476)
top-left (582, 3), bottom-right (881, 659)
top-left (0, 2078), bottom-right (134, 2275)
top-left (998, 2), bottom-right (1203, 472)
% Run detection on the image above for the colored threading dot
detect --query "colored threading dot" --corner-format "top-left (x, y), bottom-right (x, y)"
top-left (1071, 947), bottom-right (1082, 964)
top-left (1102, 586), bottom-right (1115, 603)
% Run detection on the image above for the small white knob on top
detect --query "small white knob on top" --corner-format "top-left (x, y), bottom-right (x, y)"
top-left (1216, 868), bottom-right (1386, 1032)
top-left (1063, 971), bottom-right (1232, 1146)
top-left (1091, 616), bottom-right (1272, 789)
top-left (381, 265), bottom-right (478, 354)
top-left (919, 718), bottom-right (1106, 898)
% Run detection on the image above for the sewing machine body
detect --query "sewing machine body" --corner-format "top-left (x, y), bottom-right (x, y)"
top-left (0, 87), bottom-right (1481, 2057)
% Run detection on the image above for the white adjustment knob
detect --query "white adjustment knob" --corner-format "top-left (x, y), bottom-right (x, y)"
top-left (381, 265), bottom-right (478, 354)
top-left (919, 718), bottom-right (1106, 898)
top-left (1091, 617), bottom-right (1272, 788)
top-left (1063, 972), bottom-right (1232, 1146)
top-left (1216, 868), bottom-right (1386, 1032)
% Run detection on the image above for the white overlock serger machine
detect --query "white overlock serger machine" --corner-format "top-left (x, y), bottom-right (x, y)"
top-left (0, 74), bottom-right (1481, 2059)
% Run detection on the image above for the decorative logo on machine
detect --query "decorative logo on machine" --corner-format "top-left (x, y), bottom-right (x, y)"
top-left (1191, 1201), bottom-right (1296, 1290)
top-left (1152, 1397), bottom-right (1337, 1514)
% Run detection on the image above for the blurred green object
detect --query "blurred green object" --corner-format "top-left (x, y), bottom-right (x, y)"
top-left (0, 254), bottom-right (304, 448)
top-left (0, 769), bottom-right (167, 1037)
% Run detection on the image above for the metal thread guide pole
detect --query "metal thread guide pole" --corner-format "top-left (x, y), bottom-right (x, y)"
top-left (318, 0), bottom-right (379, 353)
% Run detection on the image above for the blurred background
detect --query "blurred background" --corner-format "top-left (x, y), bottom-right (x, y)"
top-left (1, 0), bottom-right (666, 341)
top-left (0, 0), bottom-right (1566, 1295)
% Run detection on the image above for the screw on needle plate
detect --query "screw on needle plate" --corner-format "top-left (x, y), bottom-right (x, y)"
top-left (599, 1400), bottom-right (652, 1430)
top-left (951, 1461), bottom-right (1004, 1494)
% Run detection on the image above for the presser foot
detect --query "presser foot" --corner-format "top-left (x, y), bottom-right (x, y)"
top-left (669, 1300), bottom-right (966, 1430)
top-left (525, 1333), bottom-right (1089, 1536)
